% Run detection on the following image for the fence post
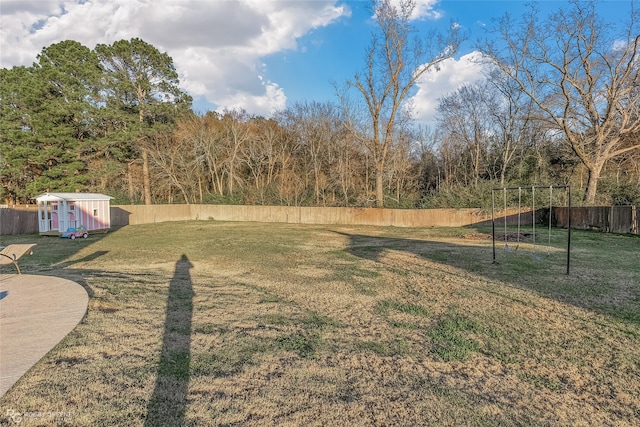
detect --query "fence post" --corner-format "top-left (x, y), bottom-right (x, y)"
top-left (632, 205), bottom-right (638, 235)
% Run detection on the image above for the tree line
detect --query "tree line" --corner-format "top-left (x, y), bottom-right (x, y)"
top-left (1, 0), bottom-right (638, 208)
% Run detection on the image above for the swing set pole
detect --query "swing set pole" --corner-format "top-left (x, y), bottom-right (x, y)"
top-left (491, 189), bottom-right (496, 263)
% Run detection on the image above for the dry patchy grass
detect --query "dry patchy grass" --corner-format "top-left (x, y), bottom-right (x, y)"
top-left (1, 221), bottom-right (639, 426)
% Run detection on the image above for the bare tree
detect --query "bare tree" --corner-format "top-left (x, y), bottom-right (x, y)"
top-left (328, 125), bottom-right (366, 206)
top-left (438, 84), bottom-right (495, 188)
top-left (484, 70), bottom-right (539, 186)
top-left (412, 125), bottom-right (441, 195)
top-left (146, 132), bottom-right (198, 204)
top-left (173, 113), bottom-right (224, 199)
top-left (219, 109), bottom-right (251, 195)
top-left (279, 102), bottom-right (342, 205)
top-left (345, 0), bottom-right (463, 207)
top-left (386, 127), bottom-right (421, 205)
top-left (241, 117), bottom-right (281, 198)
top-left (482, 0), bottom-right (640, 204)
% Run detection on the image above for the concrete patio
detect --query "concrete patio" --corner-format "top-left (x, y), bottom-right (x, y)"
top-left (0, 274), bottom-right (88, 398)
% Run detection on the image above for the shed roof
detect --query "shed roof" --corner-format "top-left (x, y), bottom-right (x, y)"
top-left (36, 192), bottom-right (113, 202)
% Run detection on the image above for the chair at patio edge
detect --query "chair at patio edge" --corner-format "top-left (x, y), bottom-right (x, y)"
top-left (0, 244), bottom-right (37, 275)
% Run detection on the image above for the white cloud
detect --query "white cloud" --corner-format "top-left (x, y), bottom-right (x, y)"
top-left (0, 0), bottom-right (349, 117)
top-left (409, 51), bottom-right (488, 124)
top-left (388, 0), bottom-right (442, 20)
top-left (611, 39), bottom-right (628, 52)
top-left (218, 81), bottom-right (287, 116)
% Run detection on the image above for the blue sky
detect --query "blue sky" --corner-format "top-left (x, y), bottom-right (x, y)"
top-left (0, 0), bottom-right (633, 124)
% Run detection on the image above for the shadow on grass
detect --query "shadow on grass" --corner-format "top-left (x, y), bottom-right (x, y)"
top-left (0, 231), bottom-right (111, 273)
top-left (62, 250), bottom-right (110, 265)
top-left (145, 254), bottom-right (194, 427)
top-left (336, 230), bottom-right (640, 325)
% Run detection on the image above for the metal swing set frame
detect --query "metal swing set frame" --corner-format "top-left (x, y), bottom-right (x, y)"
top-left (491, 185), bottom-right (572, 275)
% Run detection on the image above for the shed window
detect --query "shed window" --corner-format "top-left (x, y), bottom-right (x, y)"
top-left (93, 209), bottom-right (99, 217)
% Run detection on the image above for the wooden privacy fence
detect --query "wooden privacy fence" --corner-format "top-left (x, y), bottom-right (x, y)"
top-left (0, 206), bottom-right (38, 235)
top-left (553, 205), bottom-right (639, 235)
top-left (486, 206), bottom-right (639, 235)
top-left (3, 205), bottom-right (490, 235)
top-left (2, 204), bottom-right (638, 236)
top-left (110, 204), bottom-right (491, 228)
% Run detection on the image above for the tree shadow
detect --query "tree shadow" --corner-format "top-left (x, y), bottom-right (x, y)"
top-left (43, 251), bottom-right (110, 299)
top-left (145, 254), bottom-right (194, 427)
top-left (334, 230), bottom-right (482, 265)
top-left (335, 230), bottom-right (639, 325)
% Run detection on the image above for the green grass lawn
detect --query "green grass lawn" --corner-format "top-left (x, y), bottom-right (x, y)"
top-left (1, 221), bottom-right (639, 426)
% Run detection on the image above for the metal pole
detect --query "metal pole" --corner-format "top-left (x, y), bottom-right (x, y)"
top-left (532, 186), bottom-right (536, 249)
top-left (492, 189), bottom-right (496, 263)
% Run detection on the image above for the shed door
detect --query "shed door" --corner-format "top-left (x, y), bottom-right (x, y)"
top-left (52, 203), bottom-right (59, 229)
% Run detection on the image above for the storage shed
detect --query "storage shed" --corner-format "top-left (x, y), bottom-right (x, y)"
top-left (36, 193), bottom-right (113, 236)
